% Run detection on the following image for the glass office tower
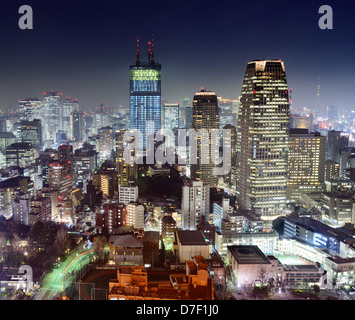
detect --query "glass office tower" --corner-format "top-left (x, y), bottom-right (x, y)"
top-left (129, 38), bottom-right (161, 154)
top-left (287, 129), bottom-right (326, 202)
top-left (162, 103), bottom-right (179, 131)
top-left (236, 60), bottom-right (290, 230)
top-left (190, 89), bottom-right (220, 187)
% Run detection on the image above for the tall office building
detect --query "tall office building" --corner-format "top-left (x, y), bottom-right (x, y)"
top-left (236, 60), bottom-right (290, 229)
top-left (290, 114), bottom-right (313, 132)
top-left (116, 129), bottom-right (138, 187)
top-left (92, 161), bottom-right (117, 198)
top-left (20, 119), bottom-right (42, 149)
top-left (73, 145), bottom-right (98, 188)
top-left (18, 98), bottom-right (43, 121)
top-left (162, 103), bottom-right (179, 148)
top-left (162, 103), bottom-right (179, 131)
top-left (287, 129), bottom-right (326, 202)
top-left (181, 180), bottom-right (210, 230)
top-left (5, 143), bottom-right (38, 168)
top-left (223, 124), bottom-right (237, 189)
top-left (69, 110), bottom-right (84, 141)
top-left (326, 106), bottom-right (339, 120)
top-left (63, 97), bottom-right (79, 137)
top-left (98, 126), bottom-right (114, 160)
top-left (43, 91), bottom-right (63, 143)
top-left (58, 144), bottom-right (73, 162)
top-left (47, 160), bottom-right (73, 196)
top-left (179, 98), bottom-right (192, 129)
top-left (129, 35), bottom-right (161, 153)
top-left (0, 132), bottom-right (16, 153)
top-left (218, 97), bottom-right (238, 132)
top-left (94, 103), bottom-right (111, 133)
top-left (326, 130), bottom-right (349, 164)
top-left (190, 89), bottom-right (220, 187)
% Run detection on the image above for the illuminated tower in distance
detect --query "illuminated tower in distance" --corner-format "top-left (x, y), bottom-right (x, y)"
top-left (129, 35), bottom-right (161, 155)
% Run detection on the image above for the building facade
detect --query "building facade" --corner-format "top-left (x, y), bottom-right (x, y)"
top-left (287, 129), bottom-right (326, 202)
top-left (129, 37), bottom-right (161, 153)
top-left (190, 89), bottom-right (220, 187)
top-left (236, 59), bottom-right (290, 230)
top-left (181, 180), bottom-right (210, 230)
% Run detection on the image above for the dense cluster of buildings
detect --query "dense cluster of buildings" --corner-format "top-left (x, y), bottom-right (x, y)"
top-left (1, 38), bottom-right (355, 300)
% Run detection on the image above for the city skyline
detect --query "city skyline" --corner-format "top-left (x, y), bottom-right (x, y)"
top-left (0, 0), bottom-right (354, 111)
top-left (1, 0), bottom-right (355, 304)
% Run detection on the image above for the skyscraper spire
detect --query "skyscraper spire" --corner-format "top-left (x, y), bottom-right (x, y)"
top-left (151, 34), bottom-right (155, 64)
top-left (136, 36), bottom-right (140, 65)
top-left (148, 41), bottom-right (151, 64)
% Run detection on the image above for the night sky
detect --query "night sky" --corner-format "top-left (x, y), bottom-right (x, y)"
top-left (0, 0), bottom-right (354, 112)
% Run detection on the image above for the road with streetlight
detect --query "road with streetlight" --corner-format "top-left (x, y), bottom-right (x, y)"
top-left (35, 242), bottom-right (96, 300)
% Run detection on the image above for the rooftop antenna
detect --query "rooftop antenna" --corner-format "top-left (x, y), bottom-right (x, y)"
top-left (136, 36), bottom-right (140, 64)
top-left (151, 34), bottom-right (155, 64)
top-left (148, 41), bottom-right (151, 64)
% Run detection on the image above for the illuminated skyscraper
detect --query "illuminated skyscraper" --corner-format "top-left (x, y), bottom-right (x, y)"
top-left (69, 111), bottom-right (84, 141)
top-left (287, 129), bottom-right (326, 202)
top-left (326, 105), bottom-right (339, 120)
top-left (179, 98), bottom-right (192, 129)
top-left (162, 103), bottom-right (179, 148)
top-left (18, 98), bottom-right (43, 121)
top-left (218, 97), bottom-right (238, 132)
top-left (93, 162), bottom-right (117, 198)
top-left (326, 130), bottom-right (349, 163)
top-left (63, 97), bottom-right (79, 137)
top-left (223, 124), bottom-right (236, 189)
top-left (116, 129), bottom-right (138, 187)
top-left (43, 91), bottom-right (63, 143)
top-left (47, 160), bottom-right (72, 196)
top-left (20, 119), bottom-right (42, 149)
top-left (129, 35), bottom-right (161, 153)
top-left (190, 89), bottom-right (220, 187)
top-left (236, 60), bottom-right (290, 229)
top-left (162, 103), bottom-right (179, 131)
top-left (94, 102), bottom-right (110, 134)
top-left (98, 126), bottom-right (114, 160)
top-left (290, 113), bottom-right (313, 132)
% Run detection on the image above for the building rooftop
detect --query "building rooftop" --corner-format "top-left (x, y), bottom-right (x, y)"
top-left (0, 176), bottom-right (30, 189)
top-left (326, 256), bottom-right (355, 264)
top-left (0, 132), bottom-right (16, 139)
top-left (6, 142), bottom-right (34, 150)
top-left (142, 231), bottom-right (160, 242)
top-left (162, 215), bottom-right (176, 224)
top-left (283, 264), bottom-right (319, 272)
top-left (111, 234), bottom-right (144, 248)
top-left (284, 216), bottom-right (355, 243)
top-left (321, 191), bottom-right (352, 199)
top-left (229, 209), bottom-right (261, 221)
top-left (176, 230), bottom-right (208, 246)
top-left (289, 128), bottom-right (322, 137)
top-left (227, 245), bottom-right (270, 265)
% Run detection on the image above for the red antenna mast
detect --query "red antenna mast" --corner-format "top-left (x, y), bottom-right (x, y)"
top-left (151, 34), bottom-right (155, 64)
top-left (148, 41), bottom-right (151, 64)
top-left (136, 36), bottom-right (140, 64)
